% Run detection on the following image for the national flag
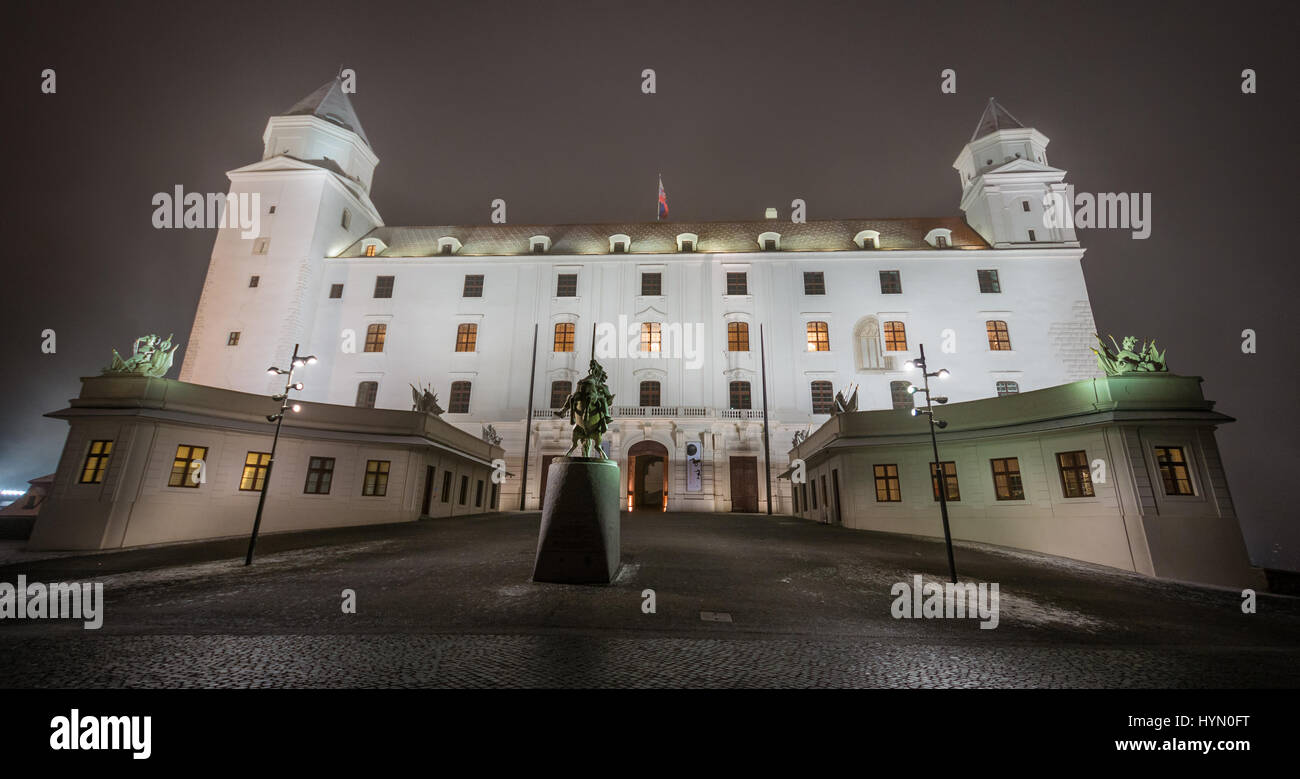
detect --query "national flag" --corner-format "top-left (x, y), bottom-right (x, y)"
top-left (657, 175), bottom-right (668, 221)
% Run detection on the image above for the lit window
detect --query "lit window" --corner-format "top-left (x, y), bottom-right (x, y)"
top-left (449, 381), bottom-right (471, 413)
top-left (996, 380), bottom-right (1019, 396)
top-left (810, 381), bottom-right (833, 414)
top-left (727, 322), bottom-right (750, 352)
top-left (1154, 446), bottom-right (1194, 496)
top-left (978, 270), bottom-right (1001, 293)
top-left (373, 275), bottom-right (394, 298)
top-left (455, 323), bottom-right (477, 352)
top-left (355, 381), bottom-right (378, 408)
top-left (883, 321), bottom-right (907, 351)
top-left (1056, 450), bottom-right (1094, 498)
top-left (364, 324), bottom-right (387, 352)
top-left (803, 272), bottom-right (825, 295)
top-left (463, 274), bottom-right (484, 297)
top-left (556, 274), bottom-right (577, 297)
top-left (806, 321), bottom-right (830, 352)
top-left (930, 461), bottom-right (960, 501)
top-left (79, 440), bottom-right (113, 484)
top-left (303, 457), bottom-right (335, 495)
top-left (640, 322), bottom-right (661, 353)
top-left (990, 457), bottom-right (1025, 500)
top-left (986, 320), bottom-right (1012, 351)
top-left (729, 381), bottom-right (752, 410)
top-left (363, 460), bottom-right (390, 497)
top-left (227, 331), bottom-right (240, 346)
top-left (167, 444), bottom-right (208, 489)
top-left (550, 381), bottom-right (572, 408)
top-left (239, 452), bottom-right (271, 492)
top-left (639, 381), bottom-right (661, 407)
top-left (553, 323), bottom-right (575, 352)
top-left (329, 283), bottom-right (344, 299)
top-left (365, 244), bottom-right (377, 257)
top-left (641, 272), bottom-right (662, 296)
top-left (874, 464), bottom-right (901, 502)
top-left (726, 272), bottom-right (748, 295)
top-left (879, 270), bottom-right (902, 294)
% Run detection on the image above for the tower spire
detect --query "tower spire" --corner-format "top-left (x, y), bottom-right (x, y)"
top-left (971, 97), bottom-right (1024, 141)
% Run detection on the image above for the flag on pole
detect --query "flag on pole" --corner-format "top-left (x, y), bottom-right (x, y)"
top-left (657, 174), bottom-right (668, 221)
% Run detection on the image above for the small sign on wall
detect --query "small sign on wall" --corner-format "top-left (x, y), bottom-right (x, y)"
top-left (686, 442), bottom-right (702, 492)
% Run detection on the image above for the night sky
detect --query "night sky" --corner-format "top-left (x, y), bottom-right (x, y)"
top-left (3, 0), bottom-right (1295, 568)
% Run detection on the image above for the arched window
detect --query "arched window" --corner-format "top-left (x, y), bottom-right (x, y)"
top-left (986, 320), bottom-right (1012, 351)
top-left (883, 321), bottom-right (907, 351)
top-left (449, 381), bottom-right (472, 413)
top-left (639, 381), bottom-right (661, 407)
top-left (810, 380), bottom-right (833, 414)
top-left (455, 323), bottom-right (477, 352)
top-left (549, 380), bottom-right (572, 408)
top-left (806, 321), bottom-right (830, 352)
top-left (364, 323), bottom-right (386, 352)
top-left (355, 381), bottom-right (378, 408)
top-left (853, 317), bottom-right (885, 370)
top-left (553, 322), bottom-right (575, 352)
top-left (727, 321), bottom-right (750, 352)
top-left (729, 381), bottom-right (752, 410)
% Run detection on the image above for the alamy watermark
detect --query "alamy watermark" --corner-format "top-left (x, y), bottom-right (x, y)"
top-left (1042, 185), bottom-right (1151, 239)
top-left (890, 574), bottom-right (999, 629)
top-left (594, 315), bottom-right (704, 370)
top-left (0, 575), bottom-right (104, 629)
top-left (152, 186), bottom-right (261, 239)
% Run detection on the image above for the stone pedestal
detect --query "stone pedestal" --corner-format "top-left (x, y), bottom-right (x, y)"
top-left (532, 457), bottom-right (621, 584)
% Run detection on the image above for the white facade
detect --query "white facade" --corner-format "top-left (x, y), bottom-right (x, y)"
top-left (182, 84), bottom-right (1100, 513)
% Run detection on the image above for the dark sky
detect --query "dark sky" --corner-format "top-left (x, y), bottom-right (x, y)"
top-left (3, 0), bottom-right (1296, 567)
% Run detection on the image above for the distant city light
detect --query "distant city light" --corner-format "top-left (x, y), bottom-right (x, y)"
top-left (0, 489), bottom-right (25, 496)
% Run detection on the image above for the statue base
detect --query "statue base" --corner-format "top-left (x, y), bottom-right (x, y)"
top-left (532, 457), bottom-right (621, 585)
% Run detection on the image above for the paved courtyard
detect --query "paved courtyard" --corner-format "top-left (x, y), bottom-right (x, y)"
top-left (1, 511), bottom-right (1297, 688)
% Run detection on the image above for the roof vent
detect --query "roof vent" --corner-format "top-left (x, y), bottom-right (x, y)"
top-left (764, 207), bottom-right (778, 220)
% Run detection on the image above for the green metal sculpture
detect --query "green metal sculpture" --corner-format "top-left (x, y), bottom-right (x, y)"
top-left (556, 359), bottom-right (615, 459)
top-left (1092, 334), bottom-right (1168, 375)
top-left (104, 333), bottom-right (182, 378)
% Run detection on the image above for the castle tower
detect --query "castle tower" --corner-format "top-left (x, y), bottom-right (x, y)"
top-left (953, 98), bottom-right (1078, 248)
top-left (179, 77), bottom-right (383, 394)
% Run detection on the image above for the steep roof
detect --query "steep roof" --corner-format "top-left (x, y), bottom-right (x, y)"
top-left (338, 217), bottom-right (987, 258)
top-left (971, 98), bottom-right (1025, 141)
top-left (282, 78), bottom-right (371, 146)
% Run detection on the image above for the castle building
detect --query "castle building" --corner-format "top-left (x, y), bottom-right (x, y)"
top-left (180, 81), bottom-right (1099, 514)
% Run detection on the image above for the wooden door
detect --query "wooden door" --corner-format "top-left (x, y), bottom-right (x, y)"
top-left (730, 456), bottom-right (758, 512)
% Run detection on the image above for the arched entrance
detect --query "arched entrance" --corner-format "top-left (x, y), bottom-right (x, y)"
top-left (626, 440), bottom-right (669, 511)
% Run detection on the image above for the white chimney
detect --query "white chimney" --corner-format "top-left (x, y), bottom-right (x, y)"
top-left (764, 207), bottom-right (778, 219)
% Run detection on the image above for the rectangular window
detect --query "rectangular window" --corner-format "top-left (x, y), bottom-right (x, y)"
top-left (679, 240), bottom-right (694, 253)
top-left (879, 270), bottom-right (902, 294)
top-left (640, 322), bottom-right (661, 353)
top-left (883, 321), bottom-right (907, 351)
top-left (455, 323), bottom-right (477, 352)
top-left (364, 244), bottom-right (377, 257)
top-left (641, 272), bottom-right (662, 296)
top-left (935, 235), bottom-right (949, 248)
top-left (639, 381), bottom-right (660, 407)
top-left (990, 457), bottom-right (1025, 500)
top-left (167, 444), bottom-right (208, 488)
top-left (978, 269), bottom-right (1001, 293)
top-left (304, 456), bottom-right (335, 495)
top-left (806, 321), bottom-right (830, 351)
top-left (986, 320), bottom-right (1012, 351)
top-left (249, 275), bottom-right (260, 288)
top-left (329, 283), bottom-right (344, 299)
top-left (1056, 450), bottom-right (1095, 498)
top-left (556, 274), bottom-right (577, 297)
top-left (726, 272), bottom-right (748, 295)
top-left (811, 480), bottom-right (818, 509)
top-left (462, 274), bottom-right (484, 297)
top-left (1154, 446), bottom-right (1194, 496)
top-left (363, 460), bottom-right (390, 497)
top-left (240, 451), bottom-right (271, 492)
top-left (458, 475), bottom-right (469, 505)
top-left (441, 471), bottom-right (453, 503)
top-left (373, 275), bottom-right (394, 298)
top-left (930, 461), bottom-right (960, 502)
top-left (996, 380), bottom-right (1019, 396)
top-left (364, 323), bottom-right (387, 352)
top-left (1022, 201), bottom-right (1031, 212)
top-left (490, 483), bottom-right (499, 509)
top-left (729, 381), bottom-right (751, 410)
top-left (475, 480), bottom-right (484, 508)
top-left (803, 272), bottom-right (825, 295)
top-left (874, 464), bottom-right (901, 502)
top-left (550, 381), bottom-right (572, 408)
top-left (727, 322), bottom-right (750, 352)
top-left (79, 440), bottom-right (114, 484)
top-left (810, 381), bottom-right (833, 414)
top-left (449, 381), bottom-right (471, 413)
top-left (553, 322), bottom-right (575, 352)
top-left (1027, 229), bottom-right (1037, 242)
top-left (227, 331), bottom-right (240, 346)
top-left (890, 380), bottom-right (914, 411)
top-left (355, 381), bottom-right (378, 408)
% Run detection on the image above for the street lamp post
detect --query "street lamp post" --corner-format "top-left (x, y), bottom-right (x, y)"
top-left (245, 343), bottom-right (316, 566)
top-left (905, 343), bottom-right (957, 584)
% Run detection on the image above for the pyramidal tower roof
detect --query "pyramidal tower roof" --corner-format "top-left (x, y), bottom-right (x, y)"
top-left (282, 77), bottom-right (370, 146)
top-left (970, 97), bottom-right (1024, 141)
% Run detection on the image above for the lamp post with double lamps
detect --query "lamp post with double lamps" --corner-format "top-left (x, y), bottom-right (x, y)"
top-left (904, 343), bottom-right (957, 584)
top-left (245, 343), bottom-right (316, 566)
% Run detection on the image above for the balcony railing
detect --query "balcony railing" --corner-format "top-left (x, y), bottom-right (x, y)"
top-left (532, 406), bottom-right (764, 420)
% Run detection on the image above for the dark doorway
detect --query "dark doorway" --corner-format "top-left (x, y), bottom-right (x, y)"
top-left (420, 465), bottom-right (435, 516)
top-left (627, 440), bottom-right (668, 511)
top-left (831, 468), bottom-right (843, 525)
top-left (730, 456), bottom-right (758, 512)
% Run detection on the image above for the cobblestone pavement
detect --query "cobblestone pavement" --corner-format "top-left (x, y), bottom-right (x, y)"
top-left (1, 512), bottom-right (1297, 688)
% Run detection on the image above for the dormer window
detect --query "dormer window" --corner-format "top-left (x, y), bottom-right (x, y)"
top-left (609, 234), bottom-right (631, 253)
top-left (365, 245), bottom-right (376, 257)
top-left (853, 230), bottom-right (880, 250)
top-left (529, 235), bottom-right (552, 254)
top-left (676, 233), bottom-right (698, 253)
top-left (758, 231), bottom-right (781, 251)
top-left (924, 228), bottom-right (953, 249)
top-left (360, 238), bottom-right (387, 257)
top-left (437, 237), bottom-right (463, 256)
